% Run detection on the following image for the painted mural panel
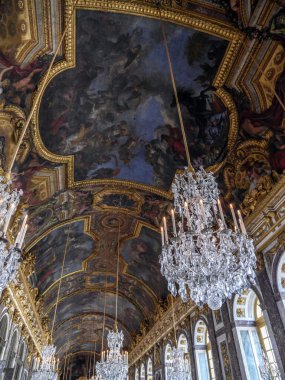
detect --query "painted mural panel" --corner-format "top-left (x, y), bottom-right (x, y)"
top-left (121, 226), bottom-right (168, 298)
top-left (32, 221), bottom-right (95, 294)
top-left (39, 10), bottom-right (229, 190)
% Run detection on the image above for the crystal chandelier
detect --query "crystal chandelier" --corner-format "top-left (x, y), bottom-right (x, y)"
top-left (0, 176), bottom-right (27, 295)
top-left (160, 168), bottom-right (257, 310)
top-left (32, 345), bottom-right (58, 380)
top-left (259, 351), bottom-right (281, 380)
top-left (96, 329), bottom-right (128, 380)
top-left (166, 347), bottom-right (192, 380)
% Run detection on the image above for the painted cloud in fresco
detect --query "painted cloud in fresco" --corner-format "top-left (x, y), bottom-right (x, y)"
top-left (39, 10), bottom-right (229, 190)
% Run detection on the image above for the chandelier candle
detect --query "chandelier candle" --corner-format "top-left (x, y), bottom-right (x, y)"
top-left (159, 168), bottom-right (257, 310)
top-left (237, 210), bottom-right (247, 235)
top-left (171, 209), bottom-right (177, 237)
top-left (217, 198), bottom-right (226, 228)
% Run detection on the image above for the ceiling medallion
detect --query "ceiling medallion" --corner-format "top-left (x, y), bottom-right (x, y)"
top-left (160, 168), bottom-right (256, 310)
top-left (0, 176), bottom-right (27, 295)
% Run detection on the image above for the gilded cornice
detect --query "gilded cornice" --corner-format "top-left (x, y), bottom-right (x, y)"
top-left (1, 260), bottom-right (50, 355)
top-left (245, 175), bottom-right (285, 253)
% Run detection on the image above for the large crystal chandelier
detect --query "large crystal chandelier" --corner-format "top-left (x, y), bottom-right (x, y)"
top-left (166, 347), bottom-right (192, 380)
top-left (32, 345), bottom-right (58, 380)
top-left (96, 329), bottom-right (128, 380)
top-left (0, 176), bottom-right (27, 295)
top-left (160, 168), bottom-right (257, 310)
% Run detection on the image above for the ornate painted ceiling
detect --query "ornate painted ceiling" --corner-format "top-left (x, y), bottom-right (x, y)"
top-left (0, 0), bottom-right (285, 378)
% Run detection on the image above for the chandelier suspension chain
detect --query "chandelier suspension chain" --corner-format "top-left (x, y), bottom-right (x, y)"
top-left (115, 224), bottom-right (120, 331)
top-left (51, 226), bottom-right (71, 341)
top-left (8, 0), bottom-right (79, 174)
top-left (158, 7), bottom-right (194, 172)
top-left (102, 275), bottom-right (108, 351)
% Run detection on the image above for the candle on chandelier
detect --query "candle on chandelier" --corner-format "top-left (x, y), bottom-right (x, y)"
top-left (171, 209), bottom-right (177, 236)
top-left (3, 203), bottom-right (15, 235)
top-left (229, 204), bottom-right (239, 231)
top-left (237, 210), bottom-right (247, 235)
top-left (161, 226), bottom-right (165, 246)
top-left (217, 198), bottom-right (226, 227)
top-left (163, 217), bottom-right (169, 243)
top-left (15, 214), bottom-right (28, 246)
top-left (19, 224), bottom-right (28, 249)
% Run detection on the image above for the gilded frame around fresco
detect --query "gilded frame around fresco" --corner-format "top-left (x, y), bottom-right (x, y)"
top-left (31, 0), bottom-right (243, 198)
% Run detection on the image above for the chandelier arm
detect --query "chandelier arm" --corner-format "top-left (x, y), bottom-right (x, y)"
top-left (158, 5), bottom-right (194, 173)
top-left (8, 0), bottom-right (79, 175)
top-left (51, 226), bottom-right (71, 342)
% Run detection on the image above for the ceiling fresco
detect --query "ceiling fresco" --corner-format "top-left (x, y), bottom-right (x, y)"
top-left (38, 10), bottom-right (230, 190)
top-left (31, 220), bottom-right (95, 294)
top-left (1, 0), bottom-right (285, 377)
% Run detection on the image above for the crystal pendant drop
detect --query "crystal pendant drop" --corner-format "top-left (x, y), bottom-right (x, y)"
top-left (160, 168), bottom-right (257, 310)
top-left (96, 330), bottom-right (128, 380)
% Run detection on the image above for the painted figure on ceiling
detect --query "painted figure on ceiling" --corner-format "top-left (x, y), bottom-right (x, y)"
top-left (240, 71), bottom-right (285, 173)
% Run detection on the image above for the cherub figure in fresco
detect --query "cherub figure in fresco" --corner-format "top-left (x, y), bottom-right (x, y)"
top-left (0, 52), bottom-right (47, 108)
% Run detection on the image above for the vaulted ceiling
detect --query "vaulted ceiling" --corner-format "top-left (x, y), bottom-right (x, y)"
top-left (1, 0), bottom-right (284, 378)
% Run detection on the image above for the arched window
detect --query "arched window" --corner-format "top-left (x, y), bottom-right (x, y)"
top-left (0, 314), bottom-right (9, 358)
top-left (233, 289), bottom-right (279, 379)
top-left (194, 320), bottom-right (215, 380)
top-left (135, 368), bottom-right (139, 380)
top-left (177, 333), bottom-right (192, 376)
top-left (6, 330), bottom-right (19, 369)
top-left (177, 333), bottom-right (188, 353)
top-left (140, 363), bottom-right (146, 380)
top-left (164, 343), bottom-right (172, 380)
top-left (147, 357), bottom-right (153, 380)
